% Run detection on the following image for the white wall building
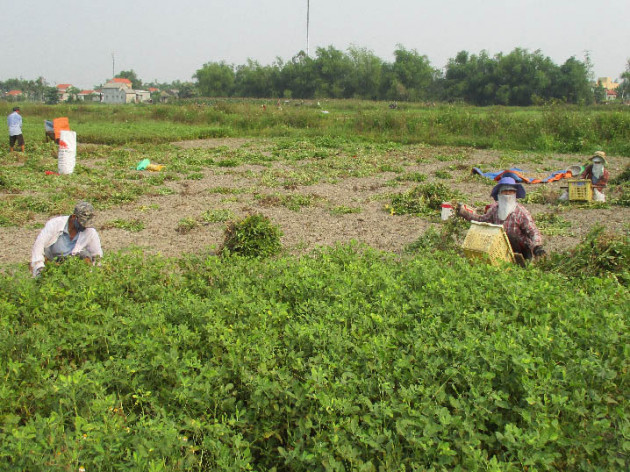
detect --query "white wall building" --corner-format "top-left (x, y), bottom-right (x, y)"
top-left (100, 78), bottom-right (151, 104)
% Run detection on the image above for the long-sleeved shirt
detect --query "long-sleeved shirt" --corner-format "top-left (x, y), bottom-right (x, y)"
top-left (580, 164), bottom-right (609, 190)
top-left (461, 203), bottom-right (542, 252)
top-left (31, 216), bottom-right (103, 277)
top-left (7, 111), bottom-right (22, 136)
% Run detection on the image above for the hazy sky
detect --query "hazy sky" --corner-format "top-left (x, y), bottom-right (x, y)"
top-left (4, 0), bottom-right (629, 90)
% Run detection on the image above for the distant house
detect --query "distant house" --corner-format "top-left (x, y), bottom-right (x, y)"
top-left (606, 89), bottom-right (618, 101)
top-left (134, 90), bottom-right (151, 103)
top-left (107, 78), bottom-right (133, 88)
top-left (159, 89), bottom-right (179, 103)
top-left (101, 78), bottom-right (133, 103)
top-left (78, 90), bottom-right (101, 102)
top-left (5, 90), bottom-right (23, 100)
top-left (101, 78), bottom-right (151, 103)
top-left (597, 77), bottom-right (619, 91)
top-left (148, 87), bottom-right (159, 93)
top-left (56, 84), bottom-right (73, 101)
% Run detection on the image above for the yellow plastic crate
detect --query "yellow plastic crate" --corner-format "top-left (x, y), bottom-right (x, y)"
top-left (568, 179), bottom-right (592, 201)
top-left (462, 221), bottom-right (514, 265)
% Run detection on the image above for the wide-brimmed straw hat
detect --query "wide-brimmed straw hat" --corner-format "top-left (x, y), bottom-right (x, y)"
top-left (490, 176), bottom-right (526, 201)
top-left (590, 151), bottom-right (607, 165)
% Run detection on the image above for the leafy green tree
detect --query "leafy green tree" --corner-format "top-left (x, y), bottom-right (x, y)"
top-left (312, 46), bottom-right (354, 98)
top-left (31, 76), bottom-right (48, 102)
top-left (234, 59), bottom-right (279, 97)
top-left (172, 81), bottom-right (198, 99)
top-left (593, 83), bottom-right (606, 103)
top-left (66, 86), bottom-right (81, 102)
top-left (278, 51), bottom-right (317, 99)
top-left (115, 70), bottom-right (143, 89)
top-left (444, 50), bottom-right (498, 105)
top-left (555, 57), bottom-right (593, 104)
top-left (194, 62), bottom-right (235, 97)
top-left (386, 46), bottom-right (438, 101)
top-left (44, 86), bottom-right (60, 104)
top-left (444, 49), bottom-right (592, 105)
top-left (618, 58), bottom-right (630, 101)
top-left (492, 49), bottom-right (556, 105)
top-left (347, 46), bottom-right (383, 100)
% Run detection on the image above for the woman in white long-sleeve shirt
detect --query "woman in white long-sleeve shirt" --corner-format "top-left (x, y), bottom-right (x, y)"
top-left (31, 201), bottom-right (103, 277)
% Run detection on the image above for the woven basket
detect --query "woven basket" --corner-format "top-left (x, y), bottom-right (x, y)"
top-left (462, 221), bottom-right (514, 265)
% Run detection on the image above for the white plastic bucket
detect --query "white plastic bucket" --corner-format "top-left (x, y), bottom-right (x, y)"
top-left (58, 130), bottom-right (77, 175)
top-left (441, 202), bottom-right (453, 220)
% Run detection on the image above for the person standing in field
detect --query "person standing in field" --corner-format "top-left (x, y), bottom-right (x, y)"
top-left (580, 151), bottom-right (609, 202)
top-left (30, 201), bottom-right (103, 277)
top-left (457, 176), bottom-right (545, 261)
top-left (7, 106), bottom-right (25, 152)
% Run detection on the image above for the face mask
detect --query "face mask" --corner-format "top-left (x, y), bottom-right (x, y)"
top-left (73, 218), bottom-right (86, 232)
top-left (497, 194), bottom-right (517, 220)
top-left (592, 163), bottom-right (604, 179)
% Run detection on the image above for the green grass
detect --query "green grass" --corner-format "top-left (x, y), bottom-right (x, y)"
top-left (4, 101), bottom-right (630, 154)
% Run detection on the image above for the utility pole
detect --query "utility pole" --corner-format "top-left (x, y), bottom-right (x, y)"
top-left (306, 0), bottom-right (310, 57)
top-left (112, 52), bottom-right (115, 78)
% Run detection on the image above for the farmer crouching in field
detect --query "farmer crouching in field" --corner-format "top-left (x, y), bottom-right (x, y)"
top-left (457, 177), bottom-right (545, 261)
top-left (580, 151), bottom-right (610, 202)
top-left (30, 201), bottom-right (103, 277)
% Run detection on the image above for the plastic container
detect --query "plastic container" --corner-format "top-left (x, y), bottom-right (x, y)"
top-left (568, 179), bottom-right (592, 201)
top-left (146, 164), bottom-right (165, 172)
top-left (566, 165), bottom-right (583, 177)
top-left (462, 221), bottom-right (514, 265)
top-left (441, 202), bottom-right (453, 220)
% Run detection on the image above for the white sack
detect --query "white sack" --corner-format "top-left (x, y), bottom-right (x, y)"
top-left (58, 130), bottom-right (77, 175)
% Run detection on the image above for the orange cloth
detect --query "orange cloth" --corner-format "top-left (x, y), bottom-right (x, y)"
top-left (53, 117), bottom-right (70, 140)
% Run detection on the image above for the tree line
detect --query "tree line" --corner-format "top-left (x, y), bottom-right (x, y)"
top-left (3, 47), bottom-right (629, 106)
top-left (193, 46), bottom-right (629, 105)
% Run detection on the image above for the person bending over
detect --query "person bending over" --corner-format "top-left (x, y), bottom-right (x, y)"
top-left (31, 201), bottom-right (103, 277)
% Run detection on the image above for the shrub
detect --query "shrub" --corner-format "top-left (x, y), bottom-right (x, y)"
top-left (388, 183), bottom-right (461, 216)
top-left (610, 165), bottom-right (630, 207)
top-left (537, 225), bottom-right (629, 285)
top-left (406, 217), bottom-right (469, 253)
top-left (220, 213), bottom-right (282, 257)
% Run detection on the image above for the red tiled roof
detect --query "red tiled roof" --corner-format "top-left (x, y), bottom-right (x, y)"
top-left (79, 90), bottom-right (97, 95)
top-left (148, 87), bottom-right (158, 92)
top-left (606, 89), bottom-right (617, 96)
top-left (109, 78), bottom-right (132, 85)
top-left (6, 90), bottom-right (23, 96)
top-left (56, 83), bottom-right (72, 90)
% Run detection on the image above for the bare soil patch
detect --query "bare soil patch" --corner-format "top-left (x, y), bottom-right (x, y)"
top-left (3, 139), bottom-right (628, 268)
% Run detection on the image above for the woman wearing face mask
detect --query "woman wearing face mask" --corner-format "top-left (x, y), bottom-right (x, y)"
top-left (30, 201), bottom-right (103, 277)
top-left (580, 151), bottom-right (609, 202)
top-left (457, 177), bottom-right (545, 261)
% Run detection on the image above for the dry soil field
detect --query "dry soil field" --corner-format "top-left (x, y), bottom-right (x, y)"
top-left (1, 138), bottom-right (628, 270)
